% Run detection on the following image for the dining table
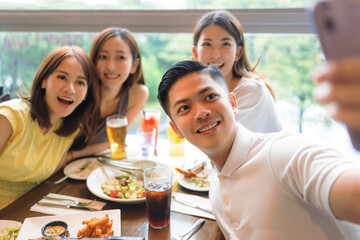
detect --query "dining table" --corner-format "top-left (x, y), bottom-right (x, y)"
top-left (0, 138), bottom-right (225, 240)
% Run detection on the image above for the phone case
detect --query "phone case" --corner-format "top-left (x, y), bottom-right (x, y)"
top-left (312, 0), bottom-right (360, 60)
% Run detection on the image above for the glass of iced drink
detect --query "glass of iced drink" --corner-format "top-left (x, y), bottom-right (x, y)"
top-left (143, 166), bottom-right (173, 229)
top-left (140, 109), bottom-right (161, 148)
top-left (106, 114), bottom-right (128, 159)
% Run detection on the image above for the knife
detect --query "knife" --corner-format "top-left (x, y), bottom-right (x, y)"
top-left (37, 202), bottom-right (99, 211)
top-left (172, 195), bottom-right (213, 214)
top-left (29, 237), bottom-right (145, 240)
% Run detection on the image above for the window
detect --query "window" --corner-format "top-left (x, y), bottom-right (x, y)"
top-left (1, 1), bottom-right (358, 158)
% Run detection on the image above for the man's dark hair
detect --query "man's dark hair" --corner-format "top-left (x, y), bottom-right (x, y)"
top-left (157, 60), bottom-right (228, 117)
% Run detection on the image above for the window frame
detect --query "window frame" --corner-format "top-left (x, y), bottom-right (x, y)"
top-left (0, 8), bottom-right (312, 33)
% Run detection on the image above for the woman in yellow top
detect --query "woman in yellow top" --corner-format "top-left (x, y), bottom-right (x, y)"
top-left (0, 46), bottom-right (100, 210)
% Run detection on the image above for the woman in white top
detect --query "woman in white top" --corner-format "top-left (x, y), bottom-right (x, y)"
top-left (192, 10), bottom-right (282, 133)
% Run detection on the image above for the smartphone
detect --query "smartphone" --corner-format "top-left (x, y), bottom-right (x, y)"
top-left (311, 0), bottom-right (360, 150)
top-left (312, 0), bottom-right (360, 60)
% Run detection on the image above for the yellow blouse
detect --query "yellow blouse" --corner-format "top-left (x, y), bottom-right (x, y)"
top-left (0, 99), bottom-right (78, 209)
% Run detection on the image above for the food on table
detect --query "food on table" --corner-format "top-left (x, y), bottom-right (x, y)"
top-left (187, 172), bottom-right (210, 188)
top-left (28, 237), bottom-right (63, 240)
top-left (77, 214), bottom-right (114, 238)
top-left (175, 163), bottom-right (206, 178)
top-left (41, 221), bottom-right (69, 238)
top-left (0, 223), bottom-right (21, 240)
top-left (101, 172), bottom-right (145, 199)
top-left (176, 163), bottom-right (211, 188)
top-left (43, 226), bottom-right (66, 236)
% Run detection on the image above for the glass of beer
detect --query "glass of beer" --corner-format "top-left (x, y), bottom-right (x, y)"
top-left (143, 166), bottom-right (173, 229)
top-left (106, 114), bottom-right (128, 159)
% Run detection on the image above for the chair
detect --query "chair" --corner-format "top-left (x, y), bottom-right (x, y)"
top-left (0, 93), bottom-right (10, 103)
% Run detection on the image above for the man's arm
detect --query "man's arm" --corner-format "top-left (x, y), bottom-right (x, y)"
top-left (329, 169), bottom-right (360, 224)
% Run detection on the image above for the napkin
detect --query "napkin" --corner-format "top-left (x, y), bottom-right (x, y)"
top-left (171, 192), bottom-right (215, 220)
top-left (30, 193), bottom-right (106, 215)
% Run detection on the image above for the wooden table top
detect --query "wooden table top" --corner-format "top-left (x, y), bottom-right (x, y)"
top-left (0, 165), bottom-right (225, 240)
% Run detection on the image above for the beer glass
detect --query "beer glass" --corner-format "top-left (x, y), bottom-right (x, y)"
top-left (144, 166), bottom-right (173, 229)
top-left (106, 115), bottom-right (128, 159)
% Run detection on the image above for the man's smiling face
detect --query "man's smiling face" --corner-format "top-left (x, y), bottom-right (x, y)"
top-left (168, 72), bottom-right (237, 153)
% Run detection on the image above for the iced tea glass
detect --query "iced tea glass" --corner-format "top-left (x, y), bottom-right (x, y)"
top-left (106, 115), bottom-right (128, 159)
top-left (143, 166), bottom-right (173, 229)
top-left (140, 109), bottom-right (161, 148)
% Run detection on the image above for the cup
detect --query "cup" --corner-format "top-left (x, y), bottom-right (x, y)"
top-left (166, 117), bottom-right (185, 167)
top-left (140, 109), bottom-right (161, 148)
top-left (143, 166), bottom-right (173, 229)
top-left (137, 128), bottom-right (156, 159)
top-left (106, 114), bottom-right (128, 159)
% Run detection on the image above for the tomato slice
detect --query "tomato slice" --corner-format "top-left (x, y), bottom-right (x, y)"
top-left (110, 191), bottom-right (118, 198)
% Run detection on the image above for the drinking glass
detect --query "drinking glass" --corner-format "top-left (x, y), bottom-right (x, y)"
top-left (143, 166), bottom-right (173, 229)
top-left (137, 128), bottom-right (156, 159)
top-left (166, 117), bottom-right (185, 167)
top-left (106, 115), bottom-right (128, 159)
top-left (140, 109), bottom-right (161, 148)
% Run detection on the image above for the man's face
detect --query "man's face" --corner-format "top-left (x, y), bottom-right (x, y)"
top-left (168, 72), bottom-right (237, 152)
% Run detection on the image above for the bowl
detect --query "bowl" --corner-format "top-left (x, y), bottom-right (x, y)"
top-left (41, 220), bottom-right (69, 237)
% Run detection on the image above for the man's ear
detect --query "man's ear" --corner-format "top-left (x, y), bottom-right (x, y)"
top-left (130, 57), bottom-right (140, 74)
top-left (229, 92), bottom-right (238, 114)
top-left (191, 46), bottom-right (199, 61)
top-left (169, 121), bottom-right (184, 139)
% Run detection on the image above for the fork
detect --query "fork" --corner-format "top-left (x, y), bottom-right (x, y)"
top-left (172, 218), bottom-right (205, 240)
top-left (42, 196), bottom-right (96, 206)
top-left (54, 159), bottom-right (91, 184)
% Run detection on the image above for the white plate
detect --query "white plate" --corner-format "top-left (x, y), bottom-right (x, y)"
top-left (0, 219), bottom-right (22, 229)
top-left (0, 220), bottom-right (22, 235)
top-left (87, 165), bottom-right (146, 204)
top-left (177, 168), bottom-right (216, 192)
top-left (63, 157), bottom-right (102, 180)
top-left (87, 163), bottom-right (176, 204)
top-left (17, 209), bottom-right (120, 238)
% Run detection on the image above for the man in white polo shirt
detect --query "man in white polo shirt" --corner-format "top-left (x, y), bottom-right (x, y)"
top-left (158, 60), bottom-right (360, 240)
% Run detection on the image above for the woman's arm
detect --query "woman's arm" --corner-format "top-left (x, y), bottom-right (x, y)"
top-left (0, 115), bottom-right (13, 153)
top-left (329, 169), bottom-right (360, 224)
top-left (66, 141), bottom-right (110, 161)
top-left (126, 83), bottom-right (149, 125)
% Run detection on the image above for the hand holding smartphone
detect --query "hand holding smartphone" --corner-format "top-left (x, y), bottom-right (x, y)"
top-left (311, 0), bottom-right (360, 150)
top-left (312, 0), bottom-right (360, 60)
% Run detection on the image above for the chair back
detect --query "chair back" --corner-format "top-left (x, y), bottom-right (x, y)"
top-left (0, 93), bottom-right (10, 103)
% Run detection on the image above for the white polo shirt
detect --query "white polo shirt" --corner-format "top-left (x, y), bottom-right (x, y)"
top-left (210, 123), bottom-right (360, 240)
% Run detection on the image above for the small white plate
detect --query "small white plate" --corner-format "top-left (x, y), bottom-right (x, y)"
top-left (87, 165), bottom-right (146, 204)
top-left (17, 209), bottom-right (120, 238)
top-left (63, 157), bottom-right (102, 180)
top-left (177, 168), bottom-right (216, 192)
